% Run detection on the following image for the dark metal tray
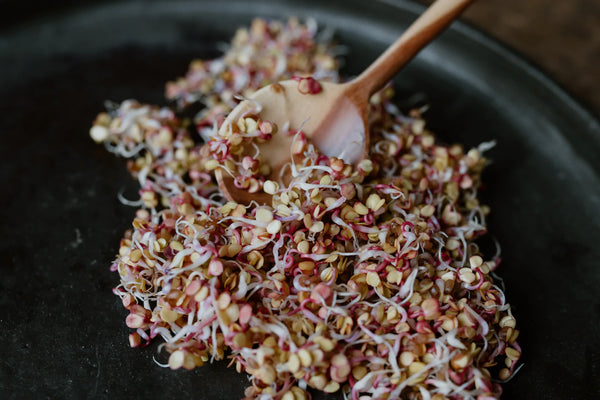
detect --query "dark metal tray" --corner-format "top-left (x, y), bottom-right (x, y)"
top-left (1, 1), bottom-right (599, 398)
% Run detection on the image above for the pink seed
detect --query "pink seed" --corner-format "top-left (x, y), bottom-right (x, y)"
top-left (126, 313), bottom-right (145, 329)
top-left (185, 280), bottom-right (202, 296)
top-left (310, 283), bottom-right (333, 305)
top-left (209, 259), bottom-right (224, 276)
top-left (239, 304), bottom-right (253, 325)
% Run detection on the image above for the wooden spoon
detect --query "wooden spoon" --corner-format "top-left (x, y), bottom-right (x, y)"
top-left (216, 0), bottom-right (473, 205)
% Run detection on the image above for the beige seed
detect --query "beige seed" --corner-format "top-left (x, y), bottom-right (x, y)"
top-left (446, 238), bottom-right (460, 250)
top-left (408, 361), bottom-right (427, 376)
top-left (505, 347), bottom-right (521, 360)
top-left (263, 180), bottom-right (279, 195)
top-left (308, 374), bottom-right (327, 390)
top-left (195, 285), bottom-right (210, 302)
top-left (469, 255), bottom-right (483, 268)
top-left (259, 364), bottom-right (276, 384)
top-left (90, 125), bottom-right (109, 143)
top-left (291, 387), bottom-right (307, 400)
top-left (459, 268), bottom-right (476, 284)
top-left (255, 208), bottom-right (273, 223)
top-left (266, 220), bottom-right (282, 235)
top-left (281, 392), bottom-right (295, 400)
top-left (309, 221), bottom-right (324, 233)
top-left (386, 269), bottom-right (402, 285)
top-left (217, 292), bottom-right (231, 310)
top-left (399, 351), bottom-right (415, 367)
top-left (276, 204), bottom-right (291, 218)
top-left (420, 204), bottom-right (435, 218)
top-left (168, 350), bottom-right (185, 369)
top-left (323, 381), bottom-right (340, 393)
top-left (500, 315), bottom-right (517, 329)
top-left (358, 159), bottom-right (373, 173)
top-left (297, 240), bottom-right (310, 254)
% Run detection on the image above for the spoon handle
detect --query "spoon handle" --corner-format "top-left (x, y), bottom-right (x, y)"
top-left (352, 0), bottom-right (474, 96)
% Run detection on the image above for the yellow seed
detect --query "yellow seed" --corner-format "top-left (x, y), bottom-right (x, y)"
top-left (228, 242), bottom-right (242, 257)
top-left (245, 117), bottom-right (258, 133)
top-left (353, 202), bottom-right (369, 216)
top-left (366, 194), bottom-right (385, 212)
top-left (291, 387), bottom-right (307, 400)
top-left (366, 271), bottom-right (381, 287)
top-left (320, 175), bottom-right (332, 185)
top-left (446, 238), bottom-right (460, 250)
top-left (408, 361), bottom-right (427, 376)
top-left (297, 349), bottom-right (312, 367)
top-left (323, 381), bottom-right (340, 393)
top-left (451, 352), bottom-right (471, 370)
top-left (298, 261), bottom-right (316, 273)
top-left (232, 332), bottom-right (250, 348)
top-left (129, 249), bottom-right (142, 262)
top-left (358, 159), bottom-right (373, 173)
top-left (231, 204), bottom-right (246, 217)
top-left (204, 159), bottom-right (220, 171)
top-left (288, 353), bottom-right (301, 373)
top-left (313, 336), bottom-right (336, 352)
top-left (440, 316), bottom-right (457, 331)
top-left (320, 267), bottom-right (334, 282)
top-left (281, 392), bottom-right (295, 400)
top-left (352, 365), bottom-right (368, 380)
top-left (505, 347), bottom-right (521, 360)
top-left (170, 241), bottom-right (184, 252)
top-left (160, 308), bottom-right (179, 323)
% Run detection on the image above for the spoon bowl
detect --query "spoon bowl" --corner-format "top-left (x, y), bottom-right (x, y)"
top-left (215, 0), bottom-right (474, 204)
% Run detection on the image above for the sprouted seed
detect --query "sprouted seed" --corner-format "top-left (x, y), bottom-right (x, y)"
top-left (92, 17), bottom-right (521, 400)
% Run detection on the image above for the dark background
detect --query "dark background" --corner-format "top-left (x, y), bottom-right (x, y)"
top-left (2, 0), bottom-right (599, 114)
top-left (1, 1), bottom-right (599, 399)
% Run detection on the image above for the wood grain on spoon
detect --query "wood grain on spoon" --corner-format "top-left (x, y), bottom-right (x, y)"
top-left (216, 0), bottom-right (474, 205)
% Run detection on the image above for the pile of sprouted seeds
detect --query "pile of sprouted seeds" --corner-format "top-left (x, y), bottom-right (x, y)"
top-left (91, 18), bottom-right (521, 400)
